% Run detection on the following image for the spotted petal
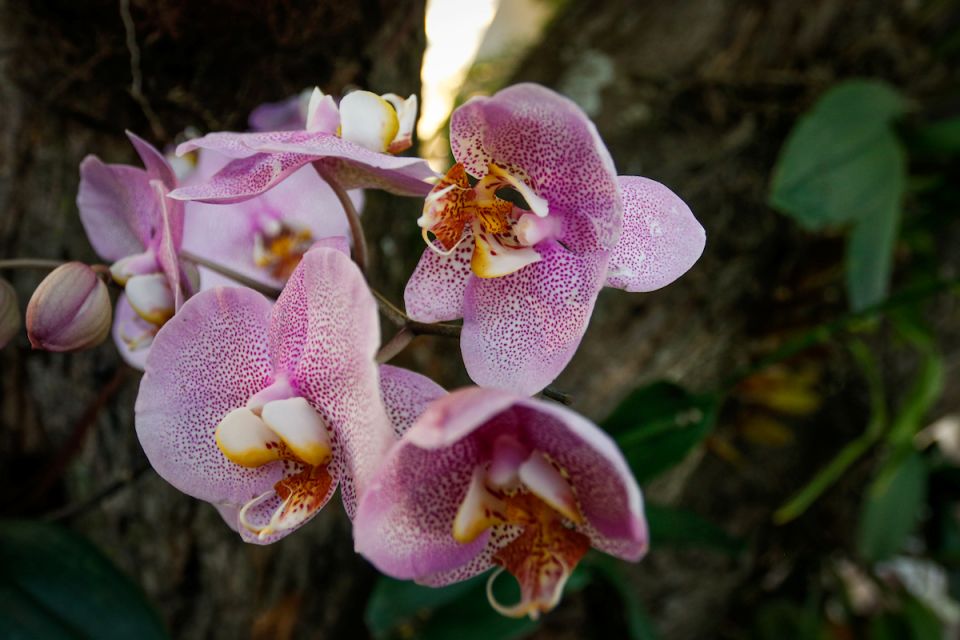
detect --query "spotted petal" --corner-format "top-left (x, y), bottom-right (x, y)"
top-left (135, 287), bottom-right (282, 511)
top-left (461, 241), bottom-right (609, 395)
top-left (354, 387), bottom-right (648, 585)
top-left (605, 176), bottom-right (705, 292)
top-left (450, 83), bottom-right (621, 253)
top-left (404, 239), bottom-right (473, 323)
top-left (269, 246), bottom-right (393, 517)
top-left (379, 364), bottom-right (447, 437)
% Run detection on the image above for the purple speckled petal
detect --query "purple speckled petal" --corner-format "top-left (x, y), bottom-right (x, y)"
top-left (173, 131), bottom-right (434, 201)
top-left (403, 239), bottom-right (473, 323)
top-left (352, 417), bottom-right (490, 580)
top-left (461, 241), bottom-right (609, 395)
top-left (77, 158), bottom-right (156, 261)
top-left (269, 247), bottom-right (393, 518)
top-left (135, 287), bottom-right (283, 508)
top-left (111, 294), bottom-right (152, 370)
top-left (354, 387), bottom-right (647, 583)
top-left (450, 83), bottom-right (621, 253)
top-left (606, 176), bottom-right (705, 292)
top-left (379, 364), bottom-right (447, 437)
top-left (169, 152), bottom-right (316, 204)
top-left (126, 131), bottom-right (177, 190)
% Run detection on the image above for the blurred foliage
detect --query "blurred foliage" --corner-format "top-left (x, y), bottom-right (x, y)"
top-left (769, 80), bottom-right (908, 311)
top-left (0, 520), bottom-right (168, 640)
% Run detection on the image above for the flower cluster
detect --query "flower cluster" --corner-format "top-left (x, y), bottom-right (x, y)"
top-left (13, 83), bottom-right (704, 618)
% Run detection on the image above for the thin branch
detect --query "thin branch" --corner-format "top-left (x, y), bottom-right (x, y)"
top-left (180, 250), bottom-right (282, 298)
top-left (541, 387), bottom-right (573, 406)
top-left (376, 327), bottom-right (415, 364)
top-left (371, 289), bottom-right (462, 337)
top-left (0, 258), bottom-right (66, 271)
top-left (313, 163), bottom-right (368, 274)
top-left (119, 0), bottom-right (166, 140)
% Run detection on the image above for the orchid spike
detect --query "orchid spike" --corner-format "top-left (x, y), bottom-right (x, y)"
top-left (354, 387), bottom-right (648, 620)
top-left (167, 87), bottom-right (436, 205)
top-left (135, 244), bottom-right (396, 543)
top-left (77, 132), bottom-right (192, 369)
top-left (404, 83), bottom-right (705, 395)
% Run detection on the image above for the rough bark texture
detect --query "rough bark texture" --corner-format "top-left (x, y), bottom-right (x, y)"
top-left (1, 1), bottom-right (958, 639)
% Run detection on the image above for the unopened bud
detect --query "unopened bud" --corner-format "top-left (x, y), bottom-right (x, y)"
top-left (26, 262), bottom-right (112, 351)
top-left (0, 278), bottom-right (21, 348)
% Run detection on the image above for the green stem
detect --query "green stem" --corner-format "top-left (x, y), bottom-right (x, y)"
top-left (313, 163), bottom-right (368, 274)
top-left (724, 276), bottom-right (960, 391)
top-left (773, 341), bottom-right (887, 524)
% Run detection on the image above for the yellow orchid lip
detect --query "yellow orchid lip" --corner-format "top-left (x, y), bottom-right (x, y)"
top-left (451, 451), bottom-right (588, 620)
top-left (214, 396), bottom-right (335, 541)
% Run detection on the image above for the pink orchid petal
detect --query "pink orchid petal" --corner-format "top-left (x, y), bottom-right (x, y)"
top-left (126, 131), bottom-right (177, 190)
top-left (249, 91), bottom-right (311, 132)
top-left (152, 182), bottom-right (186, 310)
top-left (169, 152), bottom-right (315, 204)
top-left (450, 83), bottom-right (621, 253)
top-left (461, 241), bottom-right (609, 395)
top-left (269, 247), bottom-right (392, 518)
top-left (173, 131), bottom-right (434, 201)
top-left (379, 364), bottom-right (447, 437)
top-left (183, 163), bottom-right (353, 291)
top-left (77, 158), bottom-right (156, 261)
top-left (605, 176), bottom-right (705, 292)
top-left (404, 240), bottom-right (473, 323)
top-left (111, 294), bottom-right (152, 370)
top-left (135, 287), bottom-right (284, 508)
top-left (355, 387), bottom-right (647, 583)
top-left (352, 422), bottom-right (490, 581)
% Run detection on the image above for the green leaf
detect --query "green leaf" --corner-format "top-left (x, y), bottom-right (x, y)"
top-left (602, 382), bottom-right (719, 484)
top-left (857, 452), bottom-right (929, 562)
top-left (645, 503), bottom-right (743, 555)
top-left (0, 520), bottom-right (168, 640)
top-left (770, 80), bottom-right (907, 230)
top-left (367, 567), bottom-right (592, 640)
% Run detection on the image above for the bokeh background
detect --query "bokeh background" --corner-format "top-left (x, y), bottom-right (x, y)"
top-left (2, 0), bottom-right (959, 638)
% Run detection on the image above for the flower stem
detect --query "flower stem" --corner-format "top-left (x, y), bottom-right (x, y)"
top-left (370, 289), bottom-right (461, 337)
top-left (376, 327), bottom-right (415, 364)
top-left (312, 163), bottom-right (368, 274)
top-left (0, 258), bottom-right (66, 271)
top-left (180, 250), bottom-right (282, 298)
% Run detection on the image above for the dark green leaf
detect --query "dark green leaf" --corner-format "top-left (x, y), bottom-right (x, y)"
top-left (646, 503), bottom-right (743, 555)
top-left (770, 80), bottom-right (906, 230)
top-left (857, 452), bottom-right (929, 562)
top-left (903, 595), bottom-right (942, 639)
top-left (0, 520), bottom-right (167, 640)
top-left (602, 382), bottom-right (719, 484)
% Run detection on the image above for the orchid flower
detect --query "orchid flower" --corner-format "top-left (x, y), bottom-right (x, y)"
top-left (182, 147), bottom-right (362, 291)
top-left (77, 132), bottom-right (193, 368)
top-left (135, 242), bottom-right (403, 543)
top-left (167, 87), bottom-right (436, 205)
top-left (404, 84), bottom-right (705, 395)
top-left (354, 386), bottom-right (648, 620)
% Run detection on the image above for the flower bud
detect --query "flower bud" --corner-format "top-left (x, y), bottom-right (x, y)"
top-left (0, 278), bottom-right (21, 348)
top-left (26, 262), bottom-right (112, 351)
